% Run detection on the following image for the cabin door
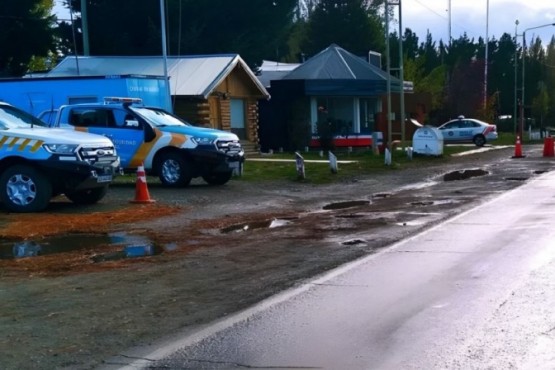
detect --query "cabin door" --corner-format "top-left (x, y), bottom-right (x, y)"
top-left (230, 98), bottom-right (246, 139)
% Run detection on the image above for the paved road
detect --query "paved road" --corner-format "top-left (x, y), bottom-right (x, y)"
top-left (119, 167), bottom-right (555, 369)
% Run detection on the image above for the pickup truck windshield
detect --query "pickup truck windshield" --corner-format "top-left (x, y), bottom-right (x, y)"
top-left (130, 107), bottom-right (191, 128)
top-left (0, 104), bottom-right (48, 129)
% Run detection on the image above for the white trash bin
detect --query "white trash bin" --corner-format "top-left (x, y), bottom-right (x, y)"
top-left (413, 127), bottom-right (443, 156)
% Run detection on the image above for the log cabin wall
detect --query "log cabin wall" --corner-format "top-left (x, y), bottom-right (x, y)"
top-left (168, 63), bottom-right (266, 148)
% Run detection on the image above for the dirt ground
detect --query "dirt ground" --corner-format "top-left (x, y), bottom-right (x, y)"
top-left (1, 145), bottom-right (554, 369)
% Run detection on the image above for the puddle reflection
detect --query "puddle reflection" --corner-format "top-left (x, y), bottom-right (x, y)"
top-left (0, 232), bottom-right (163, 261)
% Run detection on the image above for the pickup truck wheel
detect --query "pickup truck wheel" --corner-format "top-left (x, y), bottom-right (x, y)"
top-left (0, 165), bottom-right (52, 212)
top-left (158, 152), bottom-right (192, 187)
top-left (65, 186), bottom-right (108, 204)
top-left (202, 171), bottom-right (233, 185)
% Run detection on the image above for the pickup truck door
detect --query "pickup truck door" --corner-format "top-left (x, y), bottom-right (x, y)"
top-left (65, 107), bottom-right (144, 168)
top-left (91, 125), bottom-right (143, 168)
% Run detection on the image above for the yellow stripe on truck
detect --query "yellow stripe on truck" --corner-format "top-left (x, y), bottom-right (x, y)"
top-left (0, 136), bottom-right (43, 152)
top-left (169, 133), bottom-right (186, 147)
top-left (128, 129), bottom-right (164, 168)
top-left (8, 137), bottom-right (19, 148)
top-left (30, 140), bottom-right (43, 152)
top-left (18, 138), bottom-right (31, 152)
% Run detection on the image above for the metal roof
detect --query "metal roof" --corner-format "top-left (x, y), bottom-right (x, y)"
top-left (48, 55), bottom-right (269, 99)
top-left (283, 44), bottom-right (397, 82)
top-left (256, 60), bottom-right (301, 88)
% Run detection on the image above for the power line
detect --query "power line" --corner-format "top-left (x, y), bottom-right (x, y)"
top-left (410, 0), bottom-right (471, 39)
top-left (412, 0), bottom-right (447, 20)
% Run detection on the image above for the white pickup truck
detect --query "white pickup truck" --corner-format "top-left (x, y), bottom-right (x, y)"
top-left (0, 102), bottom-right (120, 212)
top-left (48, 97), bottom-right (244, 186)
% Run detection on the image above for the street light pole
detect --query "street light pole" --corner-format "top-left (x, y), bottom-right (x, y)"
top-left (160, 0), bottom-right (172, 113)
top-left (484, 0), bottom-right (489, 109)
top-left (385, 0), bottom-right (392, 151)
top-left (521, 22), bottom-right (555, 138)
top-left (514, 20), bottom-right (519, 135)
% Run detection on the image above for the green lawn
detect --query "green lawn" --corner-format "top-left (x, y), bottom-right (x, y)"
top-left (240, 144), bottom-right (475, 184)
top-left (114, 136), bottom-right (526, 186)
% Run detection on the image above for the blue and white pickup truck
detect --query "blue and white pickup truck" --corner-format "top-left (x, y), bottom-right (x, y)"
top-left (48, 97), bottom-right (244, 186)
top-left (0, 102), bottom-right (119, 212)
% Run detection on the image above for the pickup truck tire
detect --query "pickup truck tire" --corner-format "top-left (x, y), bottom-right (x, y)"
top-left (65, 186), bottom-right (109, 204)
top-left (0, 165), bottom-right (52, 213)
top-left (158, 152), bottom-right (192, 187)
top-left (202, 171), bottom-right (233, 185)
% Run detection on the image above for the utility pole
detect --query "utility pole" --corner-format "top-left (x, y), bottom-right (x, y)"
top-left (160, 0), bottom-right (172, 113)
top-left (385, 1), bottom-right (392, 151)
top-left (80, 0), bottom-right (90, 56)
top-left (385, 0), bottom-right (404, 150)
top-left (484, 0), bottom-right (489, 110)
top-left (514, 20), bottom-right (519, 135)
top-left (397, 0), bottom-right (405, 149)
top-left (448, 0), bottom-right (451, 46)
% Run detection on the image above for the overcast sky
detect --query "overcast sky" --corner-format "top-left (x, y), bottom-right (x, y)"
top-left (400, 0), bottom-right (555, 45)
top-left (53, 0), bottom-right (555, 45)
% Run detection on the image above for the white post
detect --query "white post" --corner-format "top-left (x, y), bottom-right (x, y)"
top-left (295, 152), bottom-right (305, 180)
top-left (329, 151), bottom-right (338, 174)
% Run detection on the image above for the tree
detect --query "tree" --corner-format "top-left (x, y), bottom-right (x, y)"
top-left (545, 36), bottom-right (555, 125)
top-left (302, 0), bottom-right (385, 57)
top-left (417, 64), bottom-right (447, 123)
top-left (525, 36), bottom-right (545, 120)
top-left (418, 32), bottom-right (440, 75)
top-left (63, 0), bottom-right (298, 68)
top-left (0, 0), bottom-right (56, 76)
top-left (487, 33), bottom-right (517, 116)
top-left (532, 82), bottom-right (549, 130)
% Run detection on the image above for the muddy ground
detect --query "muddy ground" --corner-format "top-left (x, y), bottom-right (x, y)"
top-left (0, 145), bottom-right (554, 369)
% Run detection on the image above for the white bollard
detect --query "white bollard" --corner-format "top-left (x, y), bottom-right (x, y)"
top-left (384, 148), bottom-right (392, 166)
top-left (329, 151), bottom-right (338, 174)
top-left (295, 152), bottom-right (305, 179)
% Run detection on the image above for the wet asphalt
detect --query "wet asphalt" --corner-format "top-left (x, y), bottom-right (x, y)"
top-left (117, 149), bottom-right (555, 369)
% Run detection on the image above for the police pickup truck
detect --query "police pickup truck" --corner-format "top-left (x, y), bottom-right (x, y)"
top-left (0, 102), bottom-right (119, 212)
top-left (50, 97), bottom-right (244, 186)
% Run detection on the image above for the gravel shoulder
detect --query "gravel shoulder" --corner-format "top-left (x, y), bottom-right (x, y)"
top-left (0, 145), bottom-right (553, 370)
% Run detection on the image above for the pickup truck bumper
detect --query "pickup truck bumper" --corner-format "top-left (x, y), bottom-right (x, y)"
top-left (187, 147), bottom-right (244, 173)
top-left (39, 157), bottom-right (120, 190)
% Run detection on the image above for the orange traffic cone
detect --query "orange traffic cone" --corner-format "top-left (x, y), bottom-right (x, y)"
top-left (512, 136), bottom-right (525, 158)
top-left (130, 164), bottom-right (155, 203)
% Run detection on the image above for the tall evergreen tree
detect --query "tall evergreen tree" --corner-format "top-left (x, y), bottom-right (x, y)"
top-left (488, 33), bottom-right (517, 116)
top-left (0, 0), bottom-right (56, 76)
top-left (63, 0), bottom-right (297, 67)
top-left (302, 0), bottom-right (385, 57)
top-left (545, 36), bottom-right (555, 123)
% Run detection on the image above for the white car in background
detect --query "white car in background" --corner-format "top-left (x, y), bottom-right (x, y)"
top-left (438, 116), bottom-right (498, 147)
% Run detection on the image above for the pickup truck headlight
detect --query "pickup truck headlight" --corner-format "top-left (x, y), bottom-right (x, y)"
top-left (191, 137), bottom-right (215, 145)
top-left (43, 144), bottom-right (79, 154)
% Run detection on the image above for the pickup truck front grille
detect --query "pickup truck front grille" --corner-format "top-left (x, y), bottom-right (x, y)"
top-left (79, 146), bottom-right (116, 163)
top-left (216, 140), bottom-right (243, 156)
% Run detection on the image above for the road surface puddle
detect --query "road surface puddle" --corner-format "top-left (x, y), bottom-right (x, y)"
top-left (410, 199), bottom-right (460, 206)
top-left (323, 200), bottom-right (370, 210)
top-left (221, 218), bottom-right (293, 233)
top-left (0, 232), bottom-right (162, 261)
top-left (443, 169), bottom-right (489, 181)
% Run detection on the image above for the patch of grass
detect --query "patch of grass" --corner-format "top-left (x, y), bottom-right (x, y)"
top-left (240, 147), bottom-right (461, 184)
top-left (112, 143), bottom-right (502, 186)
